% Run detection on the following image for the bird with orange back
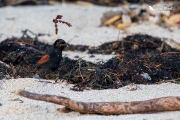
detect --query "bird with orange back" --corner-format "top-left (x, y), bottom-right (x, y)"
top-left (37, 39), bottom-right (66, 71)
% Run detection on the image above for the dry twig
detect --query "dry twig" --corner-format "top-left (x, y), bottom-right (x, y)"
top-left (53, 15), bottom-right (72, 34)
top-left (0, 60), bottom-right (11, 68)
top-left (78, 59), bottom-right (85, 82)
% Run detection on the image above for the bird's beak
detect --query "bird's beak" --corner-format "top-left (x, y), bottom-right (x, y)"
top-left (59, 43), bottom-right (67, 49)
top-left (60, 44), bottom-right (64, 47)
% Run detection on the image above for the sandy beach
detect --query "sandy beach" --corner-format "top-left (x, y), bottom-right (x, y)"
top-left (0, 3), bottom-right (180, 120)
top-left (1, 78), bottom-right (180, 120)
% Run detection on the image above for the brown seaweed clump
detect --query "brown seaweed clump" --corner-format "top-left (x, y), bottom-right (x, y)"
top-left (0, 34), bottom-right (179, 90)
top-left (88, 34), bottom-right (178, 54)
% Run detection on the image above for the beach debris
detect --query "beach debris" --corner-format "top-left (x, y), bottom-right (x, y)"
top-left (21, 29), bottom-right (50, 40)
top-left (122, 14), bottom-right (132, 24)
top-left (140, 73), bottom-right (152, 81)
top-left (166, 14), bottom-right (180, 27)
top-left (169, 39), bottom-right (180, 50)
top-left (0, 60), bottom-right (13, 79)
top-left (9, 98), bottom-right (23, 103)
top-left (125, 83), bottom-right (141, 91)
top-left (101, 11), bottom-right (122, 26)
top-left (100, 2), bottom-right (180, 28)
top-left (1, 0), bottom-right (48, 6)
top-left (64, 0), bottom-right (161, 7)
top-left (104, 15), bottom-right (121, 26)
top-left (66, 43), bottom-right (89, 52)
top-left (15, 90), bottom-right (180, 115)
top-left (0, 34), bottom-right (179, 89)
top-left (53, 15), bottom-right (72, 34)
top-left (88, 34), bottom-right (179, 54)
top-left (75, 1), bottom-right (93, 6)
top-left (100, 7), bottom-right (144, 29)
top-left (1, 0), bottom-right (168, 7)
top-left (117, 23), bottom-right (131, 29)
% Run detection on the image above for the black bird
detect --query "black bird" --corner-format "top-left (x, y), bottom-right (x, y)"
top-left (37, 39), bottom-right (66, 71)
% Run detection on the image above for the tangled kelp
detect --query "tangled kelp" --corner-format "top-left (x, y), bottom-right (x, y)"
top-left (88, 34), bottom-right (179, 54)
top-left (0, 34), bottom-right (179, 89)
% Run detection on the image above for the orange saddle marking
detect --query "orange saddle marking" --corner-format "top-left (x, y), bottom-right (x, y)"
top-left (37, 54), bottom-right (50, 64)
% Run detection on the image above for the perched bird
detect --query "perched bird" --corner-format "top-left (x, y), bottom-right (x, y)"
top-left (37, 39), bottom-right (66, 71)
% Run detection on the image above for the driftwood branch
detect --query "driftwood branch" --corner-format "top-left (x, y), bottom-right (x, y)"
top-left (15, 90), bottom-right (180, 115)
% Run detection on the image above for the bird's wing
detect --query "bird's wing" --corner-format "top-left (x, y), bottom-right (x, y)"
top-left (37, 54), bottom-right (50, 64)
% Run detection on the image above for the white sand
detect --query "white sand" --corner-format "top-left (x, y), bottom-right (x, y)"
top-left (0, 3), bottom-right (180, 120)
top-left (0, 78), bottom-right (180, 120)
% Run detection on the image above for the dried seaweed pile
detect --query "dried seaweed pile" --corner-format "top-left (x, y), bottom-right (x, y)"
top-left (86, 34), bottom-right (180, 88)
top-left (88, 34), bottom-right (178, 54)
top-left (0, 37), bottom-right (47, 79)
top-left (66, 44), bottom-right (89, 52)
top-left (1, 0), bottom-right (177, 7)
top-left (0, 34), bottom-right (179, 90)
